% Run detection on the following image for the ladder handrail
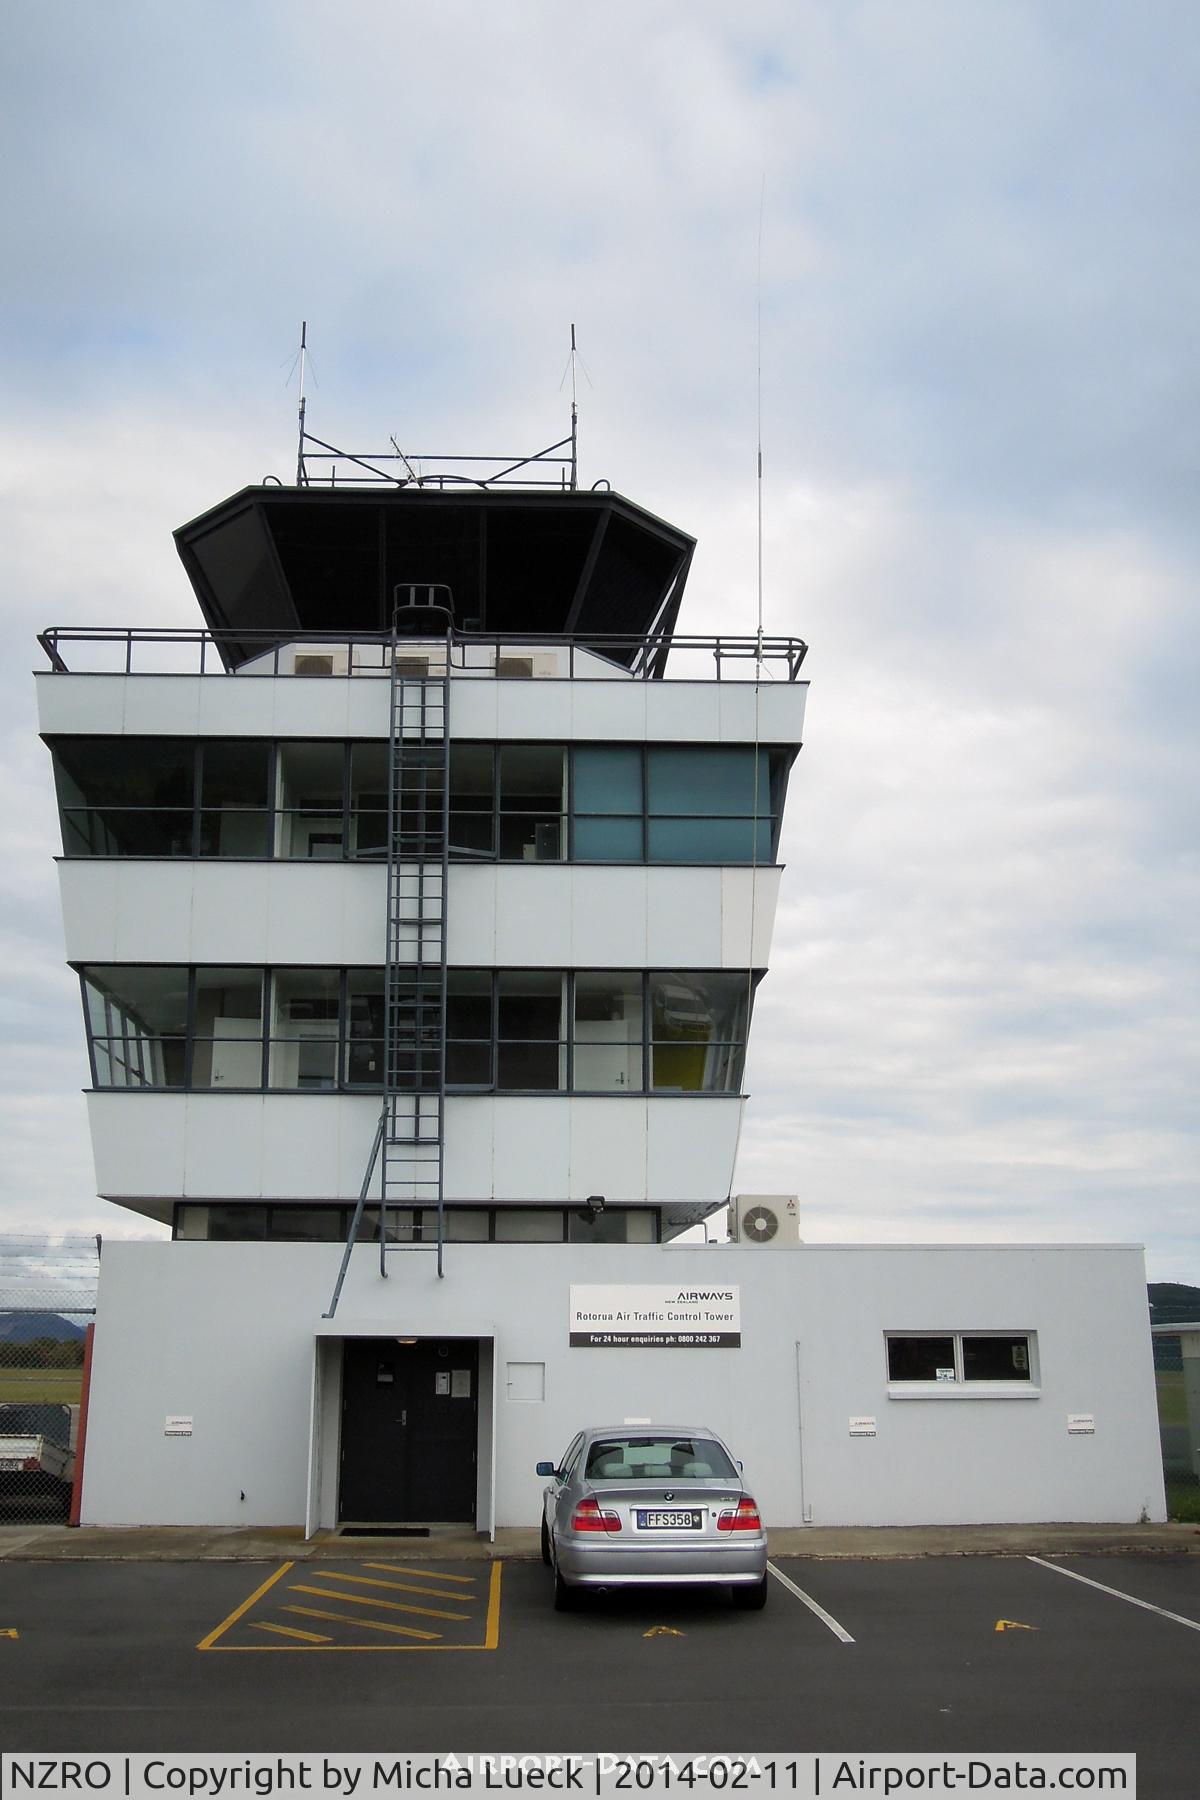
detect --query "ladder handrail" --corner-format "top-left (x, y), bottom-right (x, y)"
top-left (322, 1109), bottom-right (386, 1318)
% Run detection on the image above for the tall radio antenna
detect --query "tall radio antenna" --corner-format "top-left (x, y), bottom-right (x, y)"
top-left (295, 320), bottom-right (308, 486)
top-left (756, 177), bottom-right (766, 672)
top-left (561, 323), bottom-right (584, 490)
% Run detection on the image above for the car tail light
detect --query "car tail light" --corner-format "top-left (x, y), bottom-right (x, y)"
top-left (570, 1496), bottom-right (622, 1534)
top-left (717, 1498), bottom-right (762, 1533)
top-left (22, 1457), bottom-right (39, 1472)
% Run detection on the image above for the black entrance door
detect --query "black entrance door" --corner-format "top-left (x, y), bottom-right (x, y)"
top-left (338, 1338), bottom-right (480, 1523)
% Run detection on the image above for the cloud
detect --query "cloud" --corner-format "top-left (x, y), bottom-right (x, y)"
top-left (0, 1), bottom-right (1195, 1277)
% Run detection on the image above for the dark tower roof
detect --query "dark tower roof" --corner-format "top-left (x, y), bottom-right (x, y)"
top-left (174, 485), bottom-right (695, 673)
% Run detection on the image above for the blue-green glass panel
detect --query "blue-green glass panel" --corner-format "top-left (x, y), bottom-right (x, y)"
top-left (574, 816), bottom-right (643, 861)
top-left (574, 747), bottom-right (642, 815)
top-left (647, 747), bottom-right (772, 817)
top-left (647, 816), bottom-right (771, 863)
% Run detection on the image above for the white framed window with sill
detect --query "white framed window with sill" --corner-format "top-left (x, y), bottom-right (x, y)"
top-left (885, 1331), bottom-right (1039, 1398)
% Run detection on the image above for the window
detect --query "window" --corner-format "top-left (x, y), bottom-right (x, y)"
top-left (83, 967), bottom-right (753, 1096)
top-left (349, 744), bottom-right (388, 857)
top-left (568, 1206), bottom-right (656, 1243)
top-left (573, 973), bottom-right (643, 1091)
top-left (572, 747), bottom-right (643, 861)
top-left (498, 747), bottom-right (565, 861)
top-left (494, 1209), bottom-right (566, 1242)
top-left (649, 972), bottom-right (750, 1093)
top-left (171, 1202), bottom-right (658, 1243)
top-left (886, 1333), bottom-right (1035, 1388)
top-left (583, 1435), bottom-right (738, 1482)
top-left (344, 968), bottom-right (384, 1087)
top-left (446, 970), bottom-right (493, 1086)
top-left (82, 966), bottom-right (189, 1087)
top-left (52, 737), bottom-right (793, 865)
top-left (449, 746), bottom-right (496, 857)
top-left (275, 744), bottom-right (344, 859)
top-left (269, 969), bottom-right (341, 1088)
top-left (196, 742), bottom-right (271, 857)
top-left (53, 739), bottom-right (270, 858)
top-left (497, 972), bottom-right (565, 1090)
top-left (192, 968), bottom-right (264, 1089)
top-left (646, 747), bottom-right (774, 863)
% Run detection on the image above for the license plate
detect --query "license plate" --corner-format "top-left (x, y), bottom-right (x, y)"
top-left (0, 1460), bottom-right (27, 1472)
top-left (636, 1509), bottom-right (702, 1530)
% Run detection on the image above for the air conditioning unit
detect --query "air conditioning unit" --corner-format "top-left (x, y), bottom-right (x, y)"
top-left (728, 1194), bottom-right (801, 1247)
top-left (392, 648), bottom-right (448, 678)
top-left (292, 647), bottom-right (349, 676)
top-left (496, 653), bottom-right (559, 679)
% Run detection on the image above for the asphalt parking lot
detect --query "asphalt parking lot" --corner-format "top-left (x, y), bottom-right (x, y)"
top-left (1, 1555), bottom-right (1197, 1791)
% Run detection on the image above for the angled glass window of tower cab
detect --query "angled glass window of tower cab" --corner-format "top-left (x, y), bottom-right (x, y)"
top-left (49, 739), bottom-right (794, 866)
top-left (78, 966), bottom-right (758, 1096)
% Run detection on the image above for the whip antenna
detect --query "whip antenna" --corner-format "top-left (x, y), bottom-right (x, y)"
top-left (295, 321), bottom-right (308, 486)
top-left (756, 177), bottom-right (765, 672)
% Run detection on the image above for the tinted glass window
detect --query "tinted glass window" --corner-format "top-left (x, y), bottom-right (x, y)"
top-left (583, 1436), bottom-right (737, 1481)
top-left (574, 747), bottom-right (641, 815)
top-left (886, 1337), bottom-right (957, 1381)
top-left (963, 1336), bottom-right (1031, 1381)
top-left (647, 747), bottom-right (765, 817)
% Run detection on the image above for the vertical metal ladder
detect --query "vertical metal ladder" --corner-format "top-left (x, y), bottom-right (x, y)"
top-left (379, 645), bottom-right (450, 1275)
top-left (324, 627), bottom-right (449, 1318)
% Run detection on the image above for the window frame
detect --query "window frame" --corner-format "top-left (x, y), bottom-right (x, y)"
top-left (50, 737), bottom-right (795, 868)
top-left (170, 1201), bottom-right (662, 1245)
top-left (884, 1330), bottom-right (1040, 1398)
top-left (79, 963), bottom-right (758, 1097)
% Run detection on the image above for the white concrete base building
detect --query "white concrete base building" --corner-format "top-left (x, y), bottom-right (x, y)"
top-left (37, 446), bottom-right (1166, 1530)
top-left (83, 1240), bottom-right (1163, 1531)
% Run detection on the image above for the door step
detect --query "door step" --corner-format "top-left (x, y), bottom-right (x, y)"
top-left (337, 1525), bottom-right (431, 1538)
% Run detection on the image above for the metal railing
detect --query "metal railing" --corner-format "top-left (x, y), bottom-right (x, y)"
top-left (37, 626), bottom-right (808, 683)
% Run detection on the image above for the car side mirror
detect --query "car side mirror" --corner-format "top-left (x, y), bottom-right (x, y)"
top-left (736, 1460), bottom-right (743, 1471)
top-left (535, 1460), bottom-right (556, 1477)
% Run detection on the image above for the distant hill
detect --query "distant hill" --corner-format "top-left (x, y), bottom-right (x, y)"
top-left (1149, 1282), bottom-right (1200, 1323)
top-left (0, 1312), bottom-right (88, 1344)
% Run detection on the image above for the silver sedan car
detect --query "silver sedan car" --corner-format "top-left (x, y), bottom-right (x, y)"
top-left (536, 1424), bottom-right (768, 1611)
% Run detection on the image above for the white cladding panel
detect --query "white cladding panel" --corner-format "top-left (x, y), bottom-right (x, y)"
top-left (86, 1092), bottom-right (744, 1204)
top-left (79, 1241), bottom-right (1164, 1528)
top-left (39, 672), bottom-right (806, 746)
top-left (59, 861), bottom-right (782, 970)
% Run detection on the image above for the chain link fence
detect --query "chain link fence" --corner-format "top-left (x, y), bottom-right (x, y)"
top-left (0, 1236), bottom-right (99, 1523)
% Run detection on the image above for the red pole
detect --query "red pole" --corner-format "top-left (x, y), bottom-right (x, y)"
top-left (68, 1322), bottom-right (96, 1529)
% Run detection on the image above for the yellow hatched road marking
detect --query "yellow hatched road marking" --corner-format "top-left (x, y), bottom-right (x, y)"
top-left (314, 1569), bottom-right (474, 1602)
top-left (252, 1621), bottom-right (331, 1644)
top-left (283, 1604), bottom-right (439, 1640)
top-left (291, 1583), bottom-right (470, 1621)
top-left (199, 1559), bottom-right (501, 1652)
top-left (483, 1561), bottom-right (502, 1649)
top-left (197, 1561), bottom-right (294, 1651)
top-left (366, 1562), bottom-right (477, 1584)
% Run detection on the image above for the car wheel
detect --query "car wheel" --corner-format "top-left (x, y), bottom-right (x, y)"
top-left (553, 1565), bottom-right (577, 1612)
top-left (540, 1516), bottom-right (552, 1566)
top-left (731, 1574), bottom-right (769, 1611)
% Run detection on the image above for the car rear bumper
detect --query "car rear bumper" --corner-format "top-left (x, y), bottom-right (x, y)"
top-left (557, 1536), bottom-right (768, 1586)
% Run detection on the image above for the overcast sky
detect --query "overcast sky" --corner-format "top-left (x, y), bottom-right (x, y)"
top-left (1, 1), bottom-right (1196, 1279)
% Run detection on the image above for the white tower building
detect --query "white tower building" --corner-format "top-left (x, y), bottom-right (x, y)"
top-left (36, 431), bottom-right (1164, 1533)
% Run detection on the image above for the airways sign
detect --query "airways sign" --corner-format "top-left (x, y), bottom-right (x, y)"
top-left (569, 1283), bottom-right (742, 1349)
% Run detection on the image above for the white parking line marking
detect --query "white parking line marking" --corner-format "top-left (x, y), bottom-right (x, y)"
top-left (767, 1561), bottom-right (856, 1643)
top-left (1027, 1556), bottom-right (1200, 1633)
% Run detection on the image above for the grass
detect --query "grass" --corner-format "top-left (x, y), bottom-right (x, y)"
top-left (0, 1370), bottom-right (83, 1405)
top-left (1166, 1479), bottom-right (1200, 1524)
top-left (1156, 1369), bottom-right (1187, 1427)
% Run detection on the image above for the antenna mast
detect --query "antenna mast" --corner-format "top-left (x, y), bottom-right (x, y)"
top-left (295, 321), bottom-right (308, 486)
top-left (568, 324), bottom-right (579, 490)
top-left (756, 180), bottom-right (765, 672)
